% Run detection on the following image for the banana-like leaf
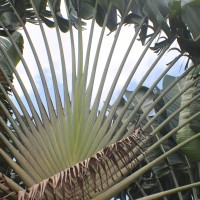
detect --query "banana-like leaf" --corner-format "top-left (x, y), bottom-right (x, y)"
top-left (108, 83), bottom-right (192, 200)
top-left (0, 1), bottom-right (23, 32)
top-left (0, 31), bottom-right (23, 125)
top-left (0, 31), bottom-right (23, 176)
top-left (124, 87), bottom-right (185, 177)
top-left (182, 0), bottom-right (200, 41)
top-left (0, 0), bottom-right (69, 33)
top-left (70, 0), bottom-right (95, 20)
top-left (177, 65), bottom-right (200, 161)
top-left (162, 75), bottom-right (184, 131)
top-left (0, 0), bottom-right (200, 200)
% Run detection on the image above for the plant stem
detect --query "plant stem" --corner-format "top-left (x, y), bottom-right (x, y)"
top-left (137, 181), bottom-right (200, 200)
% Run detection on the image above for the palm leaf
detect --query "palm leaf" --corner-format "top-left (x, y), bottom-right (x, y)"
top-left (0, 0), bottom-right (200, 199)
top-left (0, 31), bottom-right (23, 177)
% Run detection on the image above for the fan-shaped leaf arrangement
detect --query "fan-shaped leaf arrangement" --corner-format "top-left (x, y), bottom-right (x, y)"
top-left (0, 0), bottom-right (200, 200)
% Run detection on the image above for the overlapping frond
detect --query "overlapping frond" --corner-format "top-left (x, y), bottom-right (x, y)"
top-left (13, 128), bottom-right (144, 199)
top-left (0, 0), bottom-right (200, 200)
top-left (0, 31), bottom-right (23, 179)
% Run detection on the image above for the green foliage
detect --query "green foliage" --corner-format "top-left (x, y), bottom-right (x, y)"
top-left (111, 78), bottom-right (199, 199)
top-left (0, 0), bottom-right (200, 199)
top-left (177, 65), bottom-right (200, 161)
top-left (0, 31), bottom-right (23, 181)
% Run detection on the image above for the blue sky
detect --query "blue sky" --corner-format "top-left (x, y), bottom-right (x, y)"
top-left (12, 20), bottom-right (185, 115)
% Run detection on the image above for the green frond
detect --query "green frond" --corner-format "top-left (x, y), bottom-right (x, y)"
top-left (0, 0), bottom-right (200, 199)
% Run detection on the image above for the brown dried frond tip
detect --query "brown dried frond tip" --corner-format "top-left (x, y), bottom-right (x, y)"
top-left (17, 128), bottom-right (145, 200)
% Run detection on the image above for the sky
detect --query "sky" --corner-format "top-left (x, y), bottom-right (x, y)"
top-left (12, 16), bottom-right (185, 114)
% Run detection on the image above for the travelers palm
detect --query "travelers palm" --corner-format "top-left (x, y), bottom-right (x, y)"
top-left (0, 0), bottom-right (200, 199)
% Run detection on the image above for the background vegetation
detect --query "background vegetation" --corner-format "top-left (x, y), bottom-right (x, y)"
top-left (0, 0), bottom-right (200, 199)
